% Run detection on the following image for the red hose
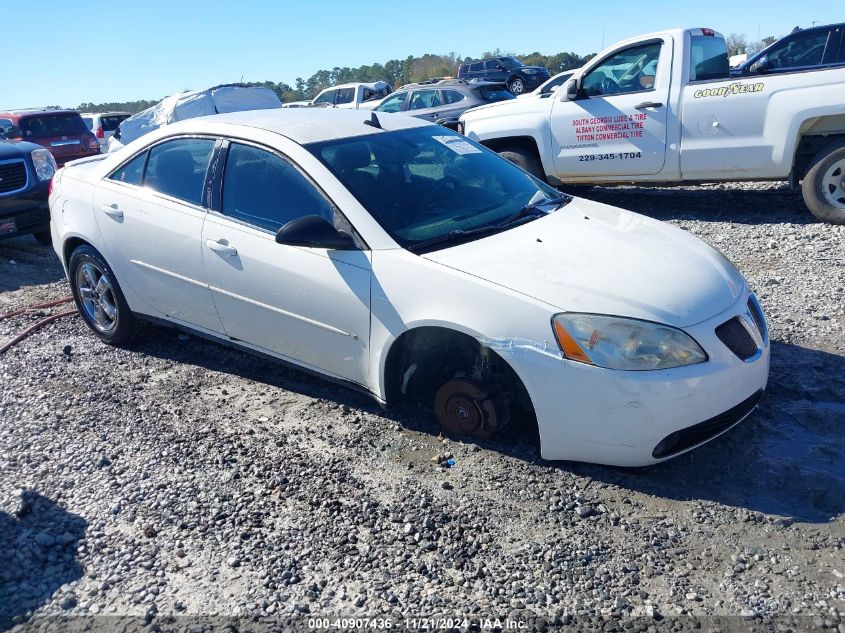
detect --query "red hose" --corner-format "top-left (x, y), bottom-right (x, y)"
top-left (0, 297), bottom-right (79, 354)
top-left (0, 296), bottom-right (75, 321)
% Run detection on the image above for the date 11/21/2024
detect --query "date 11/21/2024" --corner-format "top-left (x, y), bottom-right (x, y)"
top-left (578, 151), bottom-right (642, 161)
top-left (307, 617), bottom-right (529, 630)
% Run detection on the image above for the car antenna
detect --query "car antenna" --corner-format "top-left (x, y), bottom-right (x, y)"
top-left (363, 112), bottom-right (383, 129)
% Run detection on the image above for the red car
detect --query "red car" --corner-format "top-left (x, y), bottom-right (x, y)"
top-left (0, 109), bottom-right (100, 166)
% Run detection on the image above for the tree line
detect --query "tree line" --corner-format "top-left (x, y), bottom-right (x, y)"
top-left (74, 50), bottom-right (594, 113)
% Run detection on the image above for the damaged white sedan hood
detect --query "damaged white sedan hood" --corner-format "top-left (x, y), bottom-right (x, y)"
top-left (422, 197), bottom-right (745, 328)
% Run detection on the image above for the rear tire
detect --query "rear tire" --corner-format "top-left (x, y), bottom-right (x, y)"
top-left (508, 77), bottom-right (525, 95)
top-left (68, 245), bottom-right (135, 345)
top-left (33, 230), bottom-right (52, 246)
top-left (498, 147), bottom-right (546, 181)
top-left (801, 141), bottom-right (845, 224)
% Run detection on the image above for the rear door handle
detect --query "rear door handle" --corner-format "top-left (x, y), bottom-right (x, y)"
top-left (634, 101), bottom-right (663, 109)
top-left (100, 203), bottom-right (123, 219)
top-left (205, 239), bottom-right (238, 256)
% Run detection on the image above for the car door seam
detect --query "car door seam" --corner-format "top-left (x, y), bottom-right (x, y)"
top-left (207, 285), bottom-right (356, 338)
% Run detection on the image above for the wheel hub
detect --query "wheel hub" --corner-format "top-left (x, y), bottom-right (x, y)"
top-left (434, 379), bottom-right (510, 439)
top-left (821, 158), bottom-right (845, 209)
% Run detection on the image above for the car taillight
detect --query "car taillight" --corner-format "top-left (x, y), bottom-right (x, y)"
top-left (87, 137), bottom-right (100, 150)
top-left (95, 126), bottom-right (104, 138)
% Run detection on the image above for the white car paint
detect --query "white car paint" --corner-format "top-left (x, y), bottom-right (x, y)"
top-left (460, 27), bottom-right (845, 183)
top-left (50, 109), bottom-right (769, 467)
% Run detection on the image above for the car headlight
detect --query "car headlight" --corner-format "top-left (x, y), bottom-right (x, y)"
top-left (522, 68), bottom-right (539, 74)
top-left (31, 149), bottom-right (57, 181)
top-left (552, 313), bottom-right (707, 370)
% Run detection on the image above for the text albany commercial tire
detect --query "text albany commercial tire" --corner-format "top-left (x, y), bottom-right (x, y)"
top-left (68, 244), bottom-right (135, 345)
top-left (801, 141), bottom-right (845, 224)
top-left (508, 77), bottom-right (525, 95)
top-left (498, 147), bottom-right (546, 181)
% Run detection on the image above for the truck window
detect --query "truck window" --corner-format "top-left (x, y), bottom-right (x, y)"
top-left (690, 35), bottom-right (730, 81)
top-left (581, 42), bottom-right (662, 97)
top-left (335, 88), bottom-right (355, 105)
top-left (313, 90), bottom-right (335, 105)
top-left (469, 62), bottom-right (483, 72)
top-left (765, 29), bottom-right (830, 70)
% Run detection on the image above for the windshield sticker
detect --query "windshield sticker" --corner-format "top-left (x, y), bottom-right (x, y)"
top-left (571, 113), bottom-right (647, 143)
top-left (433, 135), bottom-right (483, 155)
top-left (694, 82), bottom-right (764, 98)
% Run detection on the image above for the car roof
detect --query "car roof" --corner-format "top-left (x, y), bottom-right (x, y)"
top-left (0, 109), bottom-right (80, 117)
top-left (173, 108), bottom-right (431, 145)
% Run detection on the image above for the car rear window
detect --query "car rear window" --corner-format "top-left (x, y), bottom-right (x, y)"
top-left (101, 115), bottom-right (129, 131)
top-left (81, 117), bottom-right (94, 130)
top-left (472, 86), bottom-right (516, 102)
top-left (21, 114), bottom-right (89, 139)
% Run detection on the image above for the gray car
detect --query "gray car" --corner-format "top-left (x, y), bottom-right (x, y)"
top-left (373, 79), bottom-right (514, 123)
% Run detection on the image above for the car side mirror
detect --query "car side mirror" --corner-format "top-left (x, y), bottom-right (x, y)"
top-left (562, 78), bottom-right (579, 101)
top-left (275, 215), bottom-right (356, 250)
top-left (750, 56), bottom-right (771, 73)
top-left (4, 125), bottom-right (22, 139)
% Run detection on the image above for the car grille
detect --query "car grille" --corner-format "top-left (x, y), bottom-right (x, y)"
top-left (715, 317), bottom-right (758, 360)
top-left (0, 160), bottom-right (27, 194)
top-left (652, 389), bottom-right (764, 459)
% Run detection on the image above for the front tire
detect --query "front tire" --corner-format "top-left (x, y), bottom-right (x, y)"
top-left (68, 245), bottom-right (135, 345)
top-left (508, 77), bottom-right (525, 95)
top-left (498, 147), bottom-right (546, 181)
top-left (801, 141), bottom-right (845, 224)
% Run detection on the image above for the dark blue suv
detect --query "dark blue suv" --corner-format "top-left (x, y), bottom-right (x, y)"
top-left (0, 131), bottom-right (57, 245)
top-left (732, 22), bottom-right (844, 76)
top-left (457, 57), bottom-right (550, 95)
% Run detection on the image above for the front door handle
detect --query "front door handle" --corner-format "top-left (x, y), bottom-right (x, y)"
top-left (205, 239), bottom-right (238, 256)
top-left (100, 203), bottom-right (123, 219)
top-left (634, 101), bottom-right (663, 109)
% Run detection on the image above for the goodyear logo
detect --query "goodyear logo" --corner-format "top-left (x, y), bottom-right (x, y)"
top-left (693, 82), bottom-right (764, 98)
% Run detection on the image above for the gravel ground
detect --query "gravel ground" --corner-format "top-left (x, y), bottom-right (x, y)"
top-left (0, 183), bottom-right (843, 632)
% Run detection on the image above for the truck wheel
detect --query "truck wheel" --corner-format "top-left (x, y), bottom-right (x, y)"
top-left (508, 78), bottom-right (525, 95)
top-left (499, 147), bottom-right (546, 181)
top-left (801, 142), bottom-right (845, 224)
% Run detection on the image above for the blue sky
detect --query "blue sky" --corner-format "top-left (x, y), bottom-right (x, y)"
top-left (2, 0), bottom-right (834, 108)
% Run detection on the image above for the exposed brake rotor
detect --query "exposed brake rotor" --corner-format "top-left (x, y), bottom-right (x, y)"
top-left (434, 379), bottom-right (510, 439)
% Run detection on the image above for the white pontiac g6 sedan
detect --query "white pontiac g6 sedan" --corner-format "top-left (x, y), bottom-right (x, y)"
top-left (48, 109), bottom-right (770, 467)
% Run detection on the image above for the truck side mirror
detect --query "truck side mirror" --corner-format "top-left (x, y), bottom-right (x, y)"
top-left (750, 55), bottom-right (771, 74)
top-left (562, 78), bottom-right (579, 101)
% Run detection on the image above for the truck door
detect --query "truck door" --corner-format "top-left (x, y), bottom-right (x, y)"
top-left (550, 37), bottom-right (672, 177)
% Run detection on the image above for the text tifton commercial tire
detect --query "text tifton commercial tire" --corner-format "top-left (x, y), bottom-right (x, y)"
top-left (801, 141), bottom-right (845, 224)
top-left (68, 244), bottom-right (136, 345)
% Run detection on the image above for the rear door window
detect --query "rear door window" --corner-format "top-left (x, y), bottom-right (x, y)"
top-left (408, 90), bottom-right (441, 110)
top-left (108, 151), bottom-right (148, 186)
top-left (21, 114), bottom-right (90, 139)
top-left (441, 90), bottom-right (466, 105)
top-left (222, 143), bottom-right (334, 232)
top-left (81, 117), bottom-right (94, 130)
top-left (468, 62), bottom-right (483, 72)
top-left (143, 138), bottom-right (215, 206)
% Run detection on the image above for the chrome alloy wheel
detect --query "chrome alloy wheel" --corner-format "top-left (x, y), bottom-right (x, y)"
top-left (821, 157), bottom-right (845, 209)
top-left (510, 78), bottom-right (524, 94)
top-left (76, 262), bottom-right (118, 332)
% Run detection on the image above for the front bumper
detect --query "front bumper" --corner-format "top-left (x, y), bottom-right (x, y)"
top-left (0, 182), bottom-right (50, 240)
top-left (505, 292), bottom-right (770, 467)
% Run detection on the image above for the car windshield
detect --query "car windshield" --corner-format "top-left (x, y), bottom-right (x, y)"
top-left (500, 57), bottom-right (524, 69)
top-left (306, 126), bottom-right (563, 251)
top-left (21, 114), bottom-right (89, 139)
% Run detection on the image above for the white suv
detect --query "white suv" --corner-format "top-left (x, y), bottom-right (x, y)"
top-left (80, 112), bottom-right (131, 149)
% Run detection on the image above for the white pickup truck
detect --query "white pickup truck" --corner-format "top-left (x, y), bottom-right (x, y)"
top-left (459, 27), bottom-right (845, 223)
